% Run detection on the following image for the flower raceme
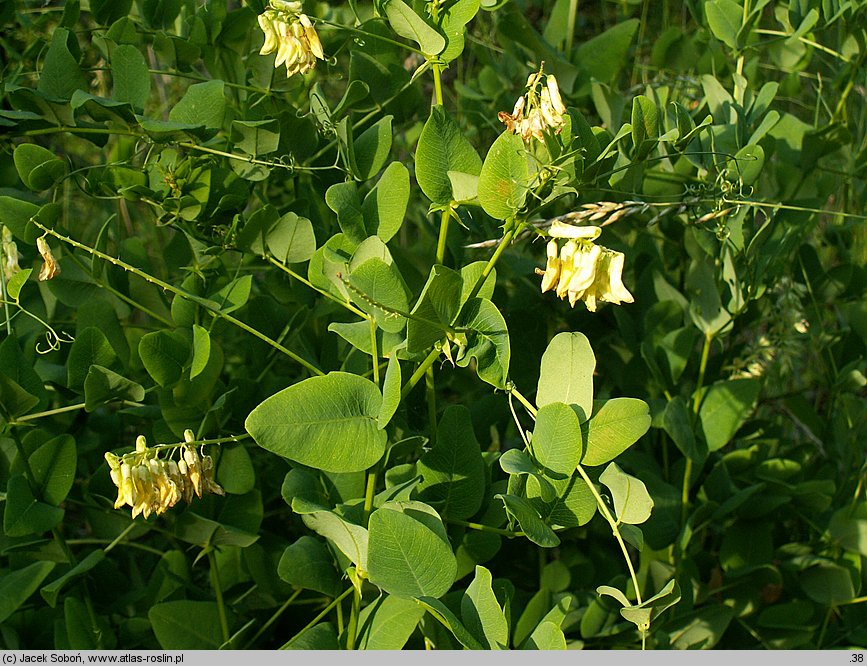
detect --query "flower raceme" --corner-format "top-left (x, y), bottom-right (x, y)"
top-left (258, 0), bottom-right (324, 78)
top-left (499, 66), bottom-right (567, 142)
top-left (536, 221), bottom-right (635, 312)
top-left (105, 431), bottom-right (224, 519)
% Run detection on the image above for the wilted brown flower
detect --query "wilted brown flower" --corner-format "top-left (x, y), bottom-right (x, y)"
top-left (36, 236), bottom-right (60, 281)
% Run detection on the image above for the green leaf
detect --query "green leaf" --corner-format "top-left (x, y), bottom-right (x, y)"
top-left (531, 402), bottom-right (583, 476)
top-left (215, 442), bottom-right (255, 495)
top-left (499, 449), bottom-right (557, 503)
top-left (67, 326), bottom-right (117, 390)
top-left (478, 131), bottom-right (529, 221)
top-left (353, 115), bottom-right (393, 180)
top-left (84, 365), bottom-right (145, 411)
top-left (5, 268), bottom-right (31, 301)
top-left (415, 105), bottom-right (482, 205)
top-left (378, 355), bottom-right (402, 429)
top-left (357, 595), bottom-right (426, 650)
top-left (266, 211), bottom-right (316, 264)
top-left (0, 374), bottom-right (40, 420)
top-left (415, 596), bottom-right (485, 650)
top-left (522, 621), bottom-right (566, 650)
top-left (367, 502), bottom-right (456, 598)
top-left (547, 475), bottom-right (597, 528)
top-left (245, 372), bottom-right (387, 473)
top-left (111, 44), bottom-right (150, 110)
top-left (496, 494), bottom-right (559, 548)
top-left (599, 462), bottom-right (653, 525)
top-left (536, 332), bottom-right (595, 420)
top-left (29, 434), bottom-right (76, 505)
top-left (631, 95), bottom-right (658, 160)
top-left (406, 265), bottom-right (463, 354)
top-left (231, 119), bottom-right (280, 156)
top-left (462, 565), bottom-right (509, 649)
top-left (454, 298), bottom-right (510, 389)
top-left (574, 19), bottom-right (639, 88)
top-left (667, 604), bottom-right (734, 649)
top-left (149, 601), bottom-right (228, 649)
top-left (0, 561), bottom-right (56, 623)
top-left (90, 0), bottom-right (133, 24)
top-left (687, 257), bottom-right (731, 335)
top-left (168, 80), bottom-right (226, 130)
top-left (726, 144), bottom-right (765, 186)
top-left (698, 378), bottom-right (761, 451)
top-left (138, 330), bottom-right (190, 388)
top-left (209, 275), bottom-right (252, 313)
top-left (13, 143), bottom-right (67, 191)
top-left (3, 475), bottom-right (64, 537)
top-left (800, 561), bottom-right (856, 605)
top-left (37, 28), bottom-right (88, 99)
top-left (326, 181), bottom-right (366, 245)
top-left (384, 0), bottom-right (446, 56)
top-left (297, 508), bottom-right (369, 570)
top-left (439, 0), bottom-right (481, 63)
top-left (277, 536), bottom-right (343, 597)
top-left (348, 258), bottom-right (409, 334)
top-left (705, 0), bottom-right (743, 50)
top-left (40, 550), bottom-right (105, 608)
top-left (362, 161), bottom-right (410, 243)
top-left (0, 196), bottom-right (41, 242)
top-left (581, 398), bottom-right (651, 467)
top-left (663, 396), bottom-right (705, 463)
top-left (417, 405), bottom-right (486, 520)
top-left (189, 324), bottom-right (211, 380)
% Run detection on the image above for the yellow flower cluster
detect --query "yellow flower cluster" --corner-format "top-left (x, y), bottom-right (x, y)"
top-left (498, 65), bottom-right (567, 142)
top-left (536, 222), bottom-right (634, 311)
top-left (105, 432), bottom-right (224, 519)
top-left (258, 0), bottom-right (324, 78)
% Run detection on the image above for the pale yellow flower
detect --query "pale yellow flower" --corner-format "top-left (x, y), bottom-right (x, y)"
top-left (536, 223), bottom-right (634, 312)
top-left (258, 1), bottom-right (324, 78)
top-left (499, 65), bottom-right (567, 142)
top-left (2, 226), bottom-right (21, 281)
top-left (106, 433), bottom-right (224, 518)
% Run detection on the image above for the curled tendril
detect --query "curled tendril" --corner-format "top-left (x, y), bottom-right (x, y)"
top-left (36, 327), bottom-right (75, 354)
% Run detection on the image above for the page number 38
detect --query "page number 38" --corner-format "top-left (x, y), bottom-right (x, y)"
top-left (851, 654), bottom-right (864, 662)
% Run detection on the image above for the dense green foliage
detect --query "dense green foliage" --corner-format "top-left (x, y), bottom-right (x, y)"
top-left (1, 0), bottom-right (866, 650)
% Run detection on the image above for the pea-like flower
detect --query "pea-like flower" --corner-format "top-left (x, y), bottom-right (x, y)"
top-left (36, 236), bottom-right (60, 281)
top-left (2, 226), bottom-right (21, 281)
top-left (536, 223), bottom-right (634, 312)
top-left (105, 431), bottom-right (225, 519)
top-left (258, 0), bottom-right (324, 78)
top-left (499, 64), bottom-right (567, 142)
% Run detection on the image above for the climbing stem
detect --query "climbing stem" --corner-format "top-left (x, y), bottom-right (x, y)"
top-left (576, 464), bottom-right (643, 605)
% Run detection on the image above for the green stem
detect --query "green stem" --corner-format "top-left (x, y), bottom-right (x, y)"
top-left (565, 0), bottom-right (578, 53)
top-left (400, 347), bottom-right (441, 400)
top-left (208, 550), bottom-right (231, 646)
top-left (32, 221), bottom-right (324, 376)
top-left (576, 464), bottom-right (643, 605)
top-left (425, 366), bottom-right (437, 444)
top-left (466, 223), bottom-right (516, 302)
top-left (266, 256), bottom-right (366, 318)
top-left (346, 584), bottom-right (362, 650)
top-left (280, 588), bottom-right (354, 649)
top-left (435, 208), bottom-right (452, 265)
top-left (683, 333), bottom-right (713, 521)
top-left (102, 522), bottom-right (139, 555)
top-left (15, 401), bottom-right (87, 422)
top-left (362, 468), bottom-right (377, 526)
top-left (0, 239), bottom-right (12, 336)
top-left (448, 518), bottom-right (525, 538)
top-left (510, 387), bottom-right (538, 417)
top-left (369, 317), bottom-right (380, 387)
top-left (244, 588), bottom-right (303, 648)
